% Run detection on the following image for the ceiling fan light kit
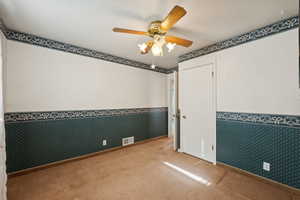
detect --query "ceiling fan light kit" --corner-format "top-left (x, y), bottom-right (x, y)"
top-left (113, 5), bottom-right (193, 57)
top-left (166, 42), bottom-right (176, 53)
top-left (138, 43), bottom-right (147, 53)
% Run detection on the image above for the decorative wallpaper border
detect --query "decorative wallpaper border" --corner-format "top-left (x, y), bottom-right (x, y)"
top-left (217, 112), bottom-right (300, 128)
top-left (0, 27), bottom-right (169, 74)
top-left (2, 17), bottom-right (298, 73)
top-left (4, 107), bottom-right (168, 123)
top-left (179, 16), bottom-right (299, 62)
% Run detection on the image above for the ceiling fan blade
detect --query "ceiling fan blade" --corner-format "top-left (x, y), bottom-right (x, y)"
top-left (141, 40), bottom-right (154, 54)
top-left (165, 35), bottom-right (193, 47)
top-left (113, 28), bottom-right (148, 36)
top-left (161, 6), bottom-right (187, 32)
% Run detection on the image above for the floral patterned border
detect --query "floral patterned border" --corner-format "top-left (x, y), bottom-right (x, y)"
top-left (5, 107), bottom-right (168, 123)
top-left (0, 28), bottom-right (169, 74)
top-left (1, 16), bottom-right (298, 73)
top-left (179, 16), bottom-right (299, 62)
top-left (217, 112), bottom-right (300, 128)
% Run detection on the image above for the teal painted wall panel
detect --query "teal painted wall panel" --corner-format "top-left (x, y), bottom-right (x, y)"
top-left (5, 111), bottom-right (168, 173)
top-left (217, 120), bottom-right (300, 189)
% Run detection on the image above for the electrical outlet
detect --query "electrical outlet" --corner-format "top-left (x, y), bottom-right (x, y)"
top-left (263, 162), bottom-right (270, 171)
top-left (102, 139), bottom-right (107, 146)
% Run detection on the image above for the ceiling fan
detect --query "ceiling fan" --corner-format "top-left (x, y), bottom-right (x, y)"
top-left (113, 5), bottom-right (193, 56)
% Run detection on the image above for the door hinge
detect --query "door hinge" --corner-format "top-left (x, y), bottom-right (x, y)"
top-left (212, 145), bottom-right (214, 151)
top-left (211, 71), bottom-right (214, 77)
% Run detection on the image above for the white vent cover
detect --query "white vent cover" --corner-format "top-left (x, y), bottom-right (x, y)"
top-left (122, 136), bottom-right (134, 146)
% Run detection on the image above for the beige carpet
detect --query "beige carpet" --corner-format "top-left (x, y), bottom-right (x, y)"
top-left (8, 138), bottom-right (300, 200)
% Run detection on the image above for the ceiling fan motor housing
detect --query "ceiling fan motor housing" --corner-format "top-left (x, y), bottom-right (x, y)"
top-left (148, 21), bottom-right (166, 36)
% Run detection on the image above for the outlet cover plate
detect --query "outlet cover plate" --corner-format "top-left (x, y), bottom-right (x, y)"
top-left (263, 162), bottom-right (270, 171)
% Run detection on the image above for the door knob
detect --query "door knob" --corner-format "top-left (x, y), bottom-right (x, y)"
top-left (182, 115), bottom-right (186, 119)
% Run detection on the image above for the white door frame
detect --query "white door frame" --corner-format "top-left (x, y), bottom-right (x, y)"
top-left (0, 28), bottom-right (7, 200)
top-left (178, 54), bottom-right (217, 164)
top-left (167, 71), bottom-right (179, 150)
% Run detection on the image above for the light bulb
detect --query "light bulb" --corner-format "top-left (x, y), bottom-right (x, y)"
top-left (138, 43), bottom-right (147, 53)
top-left (151, 43), bottom-right (163, 56)
top-left (151, 64), bottom-right (156, 69)
top-left (166, 42), bottom-right (176, 52)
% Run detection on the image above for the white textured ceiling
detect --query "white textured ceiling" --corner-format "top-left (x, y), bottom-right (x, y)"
top-left (0, 0), bottom-right (298, 68)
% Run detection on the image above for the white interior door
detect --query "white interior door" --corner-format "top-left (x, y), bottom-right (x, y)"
top-left (179, 63), bottom-right (216, 163)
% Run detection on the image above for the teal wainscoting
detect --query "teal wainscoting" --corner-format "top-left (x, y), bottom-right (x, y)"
top-left (5, 107), bottom-right (168, 173)
top-left (217, 112), bottom-right (300, 189)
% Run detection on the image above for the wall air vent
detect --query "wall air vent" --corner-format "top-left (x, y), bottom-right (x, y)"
top-left (122, 136), bottom-right (134, 146)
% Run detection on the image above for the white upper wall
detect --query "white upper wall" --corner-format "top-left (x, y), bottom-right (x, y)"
top-left (5, 40), bottom-right (167, 112)
top-left (217, 28), bottom-right (299, 115)
top-left (180, 28), bottom-right (300, 115)
top-left (0, 31), bottom-right (6, 116)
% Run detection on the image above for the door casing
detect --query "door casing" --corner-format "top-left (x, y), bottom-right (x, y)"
top-left (168, 71), bottom-right (179, 150)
